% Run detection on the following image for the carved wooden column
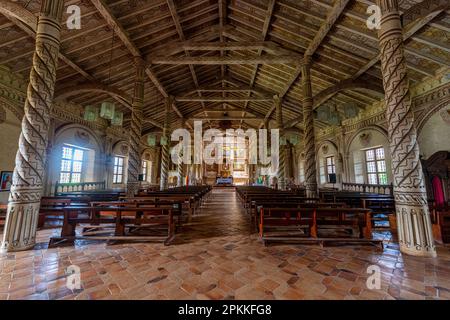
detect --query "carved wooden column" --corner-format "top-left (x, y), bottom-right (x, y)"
top-left (1, 0), bottom-right (64, 252)
top-left (263, 119), bottom-right (270, 187)
top-left (275, 95), bottom-right (286, 190)
top-left (377, 0), bottom-right (435, 257)
top-left (177, 118), bottom-right (186, 187)
top-left (43, 119), bottom-right (56, 196)
top-left (104, 134), bottom-right (114, 189)
top-left (302, 56), bottom-right (318, 198)
top-left (160, 97), bottom-right (172, 190)
top-left (127, 58), bottom-right (145, 197)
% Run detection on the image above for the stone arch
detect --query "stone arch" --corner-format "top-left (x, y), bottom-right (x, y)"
top-left (0, 98), bottom-right (23, 120)
top-left (51, 124), bottom-right (105, 187)
top-left (112, 140), bottom-right (130, 157)
top-left (346, 125), bottom-right (389, 155)
top-left (54, 123), bottom-right (103, 153)
top-left (141, 148), bottom-right (157, 162)
top-left (316, 139), bottom-right (339, 154)
top-left (416, 97), bottom-right (450, 135)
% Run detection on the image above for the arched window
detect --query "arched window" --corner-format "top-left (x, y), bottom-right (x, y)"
top-left (59, 145), bottom-right (86, 183)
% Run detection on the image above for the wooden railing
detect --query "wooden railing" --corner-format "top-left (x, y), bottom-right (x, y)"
top-left (54, 181), bottom-right (106, 195)
top-left (342, 182), bottom-right (393, 195)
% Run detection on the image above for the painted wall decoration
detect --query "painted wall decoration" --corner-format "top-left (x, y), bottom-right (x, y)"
top-left (359, 132), bottom-right (372, 147)
top-left (440, 108), bottom-right (450, 125)
top-left (74, 130), bottom-right (90, 145)
top-left (0, 171), bottom-right (13, 191)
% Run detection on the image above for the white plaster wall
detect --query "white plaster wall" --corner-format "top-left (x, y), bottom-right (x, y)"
top-left (317, 141), bottom-right (340, 188)
top-left (0, 108), bottom-right (21, 203)
top-left (347, 128), bottom-right (392, 184)
top-left (418, 107), bottom-right (450, 159)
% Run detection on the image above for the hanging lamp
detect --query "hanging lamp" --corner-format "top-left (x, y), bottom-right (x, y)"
top-left (84, 105), bottom-right (99, 122)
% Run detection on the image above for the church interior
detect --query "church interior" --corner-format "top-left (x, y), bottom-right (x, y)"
top-left (0, 0), bottom-right (449, 301)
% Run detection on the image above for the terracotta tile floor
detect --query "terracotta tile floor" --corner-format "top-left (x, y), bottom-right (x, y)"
top-left (1, 189), bottom-right (449, 300)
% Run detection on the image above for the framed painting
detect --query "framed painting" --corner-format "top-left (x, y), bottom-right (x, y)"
top-left (0, 171), bottom-right (13, 191)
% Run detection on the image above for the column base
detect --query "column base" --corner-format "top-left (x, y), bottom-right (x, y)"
top-left (1, 200), bottom-right (40, 253)
top-left (1, 241), bottom-right (36, 253)
top-left (126, 181), bottom-right (140, 197)
top-left (400, 244), bottom-right (437, 258)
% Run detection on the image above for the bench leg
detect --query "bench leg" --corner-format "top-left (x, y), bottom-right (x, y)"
top-left (61, 222), bottom-right (76, 237)
top-left (165, 214), bottom-right (175, 245)
top-left (38, 214), bottom-right (46, 229)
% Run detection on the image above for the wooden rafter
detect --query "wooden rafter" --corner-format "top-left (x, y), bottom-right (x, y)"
top-left (148, 54), bottom-right (303, 65)
top-left (166, 0), bottom-right (211, 128)
top-left (240, 0), bottom-right (276, 128)
top-left (259, 0), bottom-right (350, 127)
top-left (89, 0), bottom-right (188, 128)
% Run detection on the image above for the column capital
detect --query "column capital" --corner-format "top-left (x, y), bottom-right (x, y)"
top-left (40, 0), bottom-right (64, 20)
top-left (376, 0), bottom-right (399, 14)
top-left (134, 57), bottom-right (146, 69)
top-left (303, 55), bottom-right (313, 67)
top-left (134, 57), bottom-right (146, 82)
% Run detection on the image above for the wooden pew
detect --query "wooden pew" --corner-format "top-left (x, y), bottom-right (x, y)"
top-left (259, 206), bottom-right (382, 248)
top-left (320, 191), bottom-right (395, 229)
top-left (127, 195), bottom-right (197, 220)
top-left (92, 200), bottom-right (184, 226)
top-left (259, 207), bottom-right (315, 239)
top-left (251, 201), bottom-right (346, 231)
top-left (48, 204), bottom-right (176, 247)
top-left (39, 198), bottom-right (72, 228)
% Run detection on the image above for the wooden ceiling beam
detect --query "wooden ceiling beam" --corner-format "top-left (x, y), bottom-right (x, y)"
top-left (191, 116), bottom-right (260, 121)
top-left (175, 96), bottom-right (273, 102)
top-left (148, 54), bottom-right (302, 65)
top-left (240, 0), bottom-right (276, 128)
top-left (166, 0), bottom-right (211, 127)
top-left (89, 0), bottom-right (188, 127)
top-left (304, 0), bottom-right (350, 57)
top-left (151, 41), bottom-right (295, 54)
top-left (0, 3), bottom-right (96, 82)
top-left (353, 3), bottom-right (445, 80)
top-left (313, 4), bottom-right (447, 111)
top-left (259, 0), bottom-right (350, 128)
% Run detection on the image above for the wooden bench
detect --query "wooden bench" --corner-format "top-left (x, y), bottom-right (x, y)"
top-left (48, 204), bottom-right (176, 247)
top-left (259, 206), bottom-right (382, 248)
top-left (126, 195), bottom-right (197, 220)
top-left (39, 198), bottom-right (72, 228)
top-left (91, 200), bottom-right (184, 226)
top-left (251, 201), bottom-right (346, 231)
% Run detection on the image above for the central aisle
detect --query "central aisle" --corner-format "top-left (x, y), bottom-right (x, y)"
top-left (180, 187), bottom-right (253, 241)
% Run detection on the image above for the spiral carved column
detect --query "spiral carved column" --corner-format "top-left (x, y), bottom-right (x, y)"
top-left (377, 0), bottom-right (435, 257)
top-left (302, 57), bottom-right (318, 198)
top-left (177, 119), bottom-right (186, 187)
top-left (160, 98), bottom-right (172, 190)
top-left (1, 0), bottom-right (64, 252)
top-left (126, 58), bottom-right (145, 197)
top-left (275, 96), bottom-right (286, 190)
top-left (263, 120), bottom-right (270, 187)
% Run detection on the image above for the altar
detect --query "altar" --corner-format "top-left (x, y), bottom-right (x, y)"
top-left (216, 177), bottom-right (233, 185)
